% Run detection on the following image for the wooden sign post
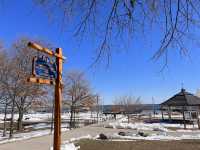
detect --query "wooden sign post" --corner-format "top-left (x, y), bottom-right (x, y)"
top-left (27, 42), bottom-right (65, 150)
top-left (54, 48), bottom-right (62, 150)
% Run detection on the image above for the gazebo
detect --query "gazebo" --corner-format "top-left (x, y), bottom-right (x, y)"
top-left (160, 88), bottom-right (200, 129)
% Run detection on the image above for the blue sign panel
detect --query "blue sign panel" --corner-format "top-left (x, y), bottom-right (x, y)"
top-left (33, 56), bottom-right (57, 79)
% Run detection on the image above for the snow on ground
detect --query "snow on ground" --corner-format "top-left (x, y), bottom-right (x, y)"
top-left (105, 122), bottom-right (169, 132)
top-left (24, 122), bottom-right (69, 130)
top-left (105, 117), bottom-right (169, 132)
top-left (0, 113), bottom-right (52, 123)
top-left (105, 116), bottom-right (200, 141)
top-left (50, 135), bottom-right (94, 150)
top-left (0, 127), bottom-right (69, 144)
top-left (0, 130), bottom-right (50, 144)
top-left (105, 116), bottom-right (200, 131)
top-left (0, 112), bottom-right (105, 145)
top-left (160, 123), bottom-right (199, 129)
top-left (112, 133), bottom-right (179, 141)
top-left (112, 132), bottom-right (200, 141)
top-left (69, 135), bottom-right (93, 142)
top-left (2, 113), bottom-right (200, 147)
top-left (0, 112), bottom-right (109, 123)
top-left (50, 143), bottom-right (80, 150)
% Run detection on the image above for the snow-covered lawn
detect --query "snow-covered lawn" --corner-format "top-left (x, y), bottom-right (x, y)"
top-left (0, 112), bottom-right (107, 145)
top-left (0, 112), bottom-right (109, 123)
top-left (0, 113), bottom-right (52, 123)
top-left (54, 143), bottom-right (80, 150)
top-left (106, 121), bottom-right (200, 131)
top-left (105, 116), bottom-right (200, 131)
top-left (0, 128), bottom-right (69, 144)
top-left (0, 130), bottom-right (50, 144)
top-left (50, 135), bottom-right (94, 150)
top-left (102, 116), bottom-right (200, 141)
top-left (2, 113), bottom-right (200, 148)
top-left (112, 132), bottom-right (200, 141)
top-left (105, 121), bottom-right (169, 132)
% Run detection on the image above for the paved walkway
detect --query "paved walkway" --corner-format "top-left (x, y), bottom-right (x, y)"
top-left (1, 121), bottom-right (200, 150)
top-left (0, 124), bottom-right (133, 150)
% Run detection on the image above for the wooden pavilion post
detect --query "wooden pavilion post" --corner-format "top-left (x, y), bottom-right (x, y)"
top-left (182, 106), bottom-right (186, 129)
top-left (161, 110), bottom-right (164, 120)
top-left (168, 106), bottom-right (172, 121)
top-left (197, 114), bottom-right (200, 129)
top-left (198, 106), bottom-right (200, 129)
top-left (161, 106), bottom-right (164, 120)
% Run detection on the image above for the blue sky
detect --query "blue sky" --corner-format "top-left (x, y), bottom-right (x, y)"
top-left (1, 1), bottom-right (200, 104)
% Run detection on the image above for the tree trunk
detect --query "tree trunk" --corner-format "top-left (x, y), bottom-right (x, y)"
top-left (70, 105), bottom-right (74, 129)
top-left (17, 97), bottom-right (26, 131)
top-left (96, 96), bottom-right (99, 123)
top-left (51, 101), bottom-right (54, 133)
top-left (73, 110), bottom-right (76, 128)
top-left (97, 110), bottom-right (99, 123)
top-left (17, 110), bottom-right (24, 131)
top-left (128, 114), bottom-right (130, 123)
top-left (114, 114), bottom-right (116, 120)
top-left (3, 102), bottom-right (8, 137)
top-left (9, 100), bottom-right (15, 139)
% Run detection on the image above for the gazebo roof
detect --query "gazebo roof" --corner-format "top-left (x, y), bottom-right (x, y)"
top-left (161, 88), bottom-right (200, 106)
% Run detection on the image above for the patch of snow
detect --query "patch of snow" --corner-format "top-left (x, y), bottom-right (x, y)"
top-left (0, 112), bottom-right (107, 123)
top-left (106, 122), bottom-right (169, 132)
top-left (50, 143), bottom-right (80, 150)
top-left (68, 135), bottom-right (92, 142)
top-left (112, 132), bottom-right (200, 141)
top-left (0, 130), bottom-right (51, 144)
top-left (176, 129), bottom-right (193, 132)
top-left (0, 127), bottom-right (69, 144)
top-left (106, 116), bottom-right (200, 131)
top-left (50, 134), bottom-right (96, 150)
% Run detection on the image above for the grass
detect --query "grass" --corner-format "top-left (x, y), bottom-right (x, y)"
top-left (77, 139), bottom-right (200, 150)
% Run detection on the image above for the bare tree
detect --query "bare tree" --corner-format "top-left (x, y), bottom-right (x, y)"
top-left (63, 70), bottom-right (95, 128)
top-left (0, 50), bottom-right (11, 137)
top-left (0, 50), bottom-right (19, 138)
top-left (114, 94), bottom-right (141, 123)
top-left (95, 95), bottom-right (101, 123)
top-left (0, 38), bottom-right (48, 138)
top-left (0, 82), bottom-right (10, 137)
top-left (11, 38), bottom-right (47, 131)
top-left (33, 0), bottom-right (200, 67)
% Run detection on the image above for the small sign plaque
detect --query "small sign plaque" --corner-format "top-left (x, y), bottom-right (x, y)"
top-left (32, 56), bottom-right (57, 79)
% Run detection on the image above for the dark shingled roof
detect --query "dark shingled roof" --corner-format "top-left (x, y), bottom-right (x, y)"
top-left (161, 89), bottom-right (200, 106)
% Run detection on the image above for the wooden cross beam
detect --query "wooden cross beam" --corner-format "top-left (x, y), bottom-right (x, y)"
top-left (28, 42), bottom-right (66, 60)
top-left (27, 77), bottom-right (55, 85)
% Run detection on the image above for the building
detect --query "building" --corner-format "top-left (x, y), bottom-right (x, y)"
top-left (160, 88), bottom-right (200, 129)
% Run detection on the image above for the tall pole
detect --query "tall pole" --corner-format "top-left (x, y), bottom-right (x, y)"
top-left (54, 48), bottom-right (63, 150)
